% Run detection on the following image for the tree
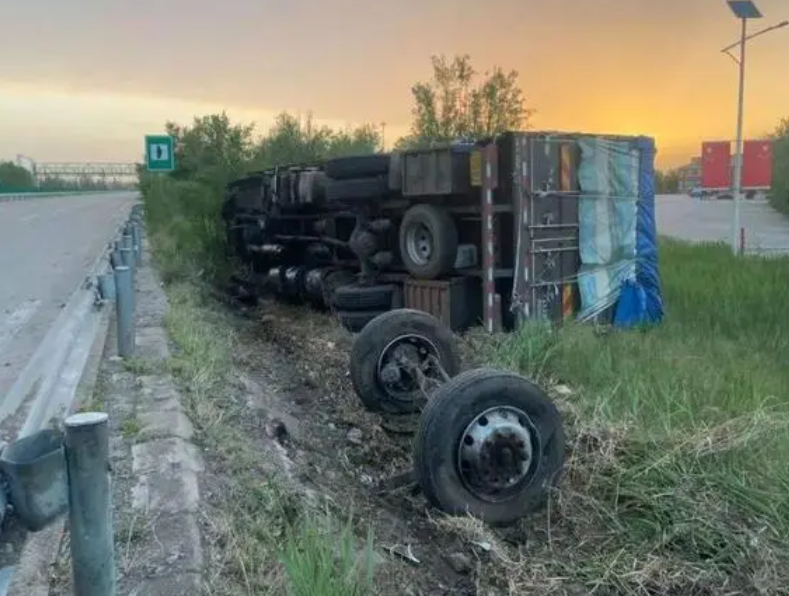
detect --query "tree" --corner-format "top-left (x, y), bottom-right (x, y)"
top-left (769, 117), bottom-right (789, 214)
top-left (164, 112), bottom-right (257, 191)
top-left (0, 161), bottom-right (35, 190)
top-left (655, 169), bottom-right (680, 194)
top-left (397, 54), bottom-right (533, 149)
top-left (252, 113), bottom-right (380, 168)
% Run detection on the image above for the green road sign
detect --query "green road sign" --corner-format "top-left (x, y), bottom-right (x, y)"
top-left (145, 135), bottom-right (175, 172)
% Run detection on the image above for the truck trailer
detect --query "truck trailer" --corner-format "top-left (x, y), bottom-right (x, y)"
top-left (699, 139), bottom-right (773, 200)
top-left (222, 131), bottom-right (665, 333)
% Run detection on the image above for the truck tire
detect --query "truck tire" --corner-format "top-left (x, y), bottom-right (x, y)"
top-left (349, 309), bottom-right (460, 414)
top-left (332, 284), bottom-right (395, 311)
top-left (321, 270), bottom-right (357, 308)
top-left (326, 177), bottom-right (388, 203)
top-left (325, 155), bottom-right (391, 180)
top-left (399, 204), bottom-right (458, 279)
top-left (413, 368), bottom-right (566, 526)
top-left (337, 310), bottom-right (386, 333)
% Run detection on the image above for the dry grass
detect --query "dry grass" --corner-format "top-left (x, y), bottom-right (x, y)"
top-left (162, 282), bottom-right (377, 596)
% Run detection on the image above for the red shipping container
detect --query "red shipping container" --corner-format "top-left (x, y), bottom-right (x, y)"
top-left (701, 141), bottom-right (732, 190)
top-left (742, 139), bottom-right (773, 188)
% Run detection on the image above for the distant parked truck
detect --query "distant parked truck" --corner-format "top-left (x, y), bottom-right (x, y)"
top-left (700, 139), bottom-right (773, 200)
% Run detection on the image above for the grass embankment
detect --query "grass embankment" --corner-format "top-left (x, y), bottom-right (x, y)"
top-left (163, 283), bottom-right (375, 596)
top-left (473, 238), bottom-right (789, 593)
top-left (139, 170), bottom-right (379, 594)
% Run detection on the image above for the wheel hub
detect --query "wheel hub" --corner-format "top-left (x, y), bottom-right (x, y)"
top-left (458, 407), bottom-right (538, 501)
top-left (405, 223), bottom-right (434, 266)
top-left (376, 334), bottom-right (440, 403)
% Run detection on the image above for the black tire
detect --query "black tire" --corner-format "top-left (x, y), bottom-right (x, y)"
top-left (399, 204), bottom-right (458, 279)
top-left (413, 368), bottom-right (566, 527)
top-left (349, 309), bottom-right (461, 414)
top-left (332, 284), bottom-right (395, 311)
top-left (326, 177), bottom-right (388, 203)
top-left (303, 268), bottom-right (330, 305)
top-left (337, 310), bottom-right (387, 333)
top-left (321, 270), bottom-right (357, 308)
top-left (325, 154), bottom-right (391, 180)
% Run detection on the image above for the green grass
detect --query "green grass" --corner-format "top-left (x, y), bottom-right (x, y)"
top-left (476, 238), bottom-right (789, 593)
top-left (162, 282), bottom-right (376, 596)
top-left (120, 414), bottom-right (141, 439)
top-left (139, 177), bottom-right (230, 286)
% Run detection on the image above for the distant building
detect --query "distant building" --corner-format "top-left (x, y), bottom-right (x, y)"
top-left (677, 157), bottom-right (701, 192)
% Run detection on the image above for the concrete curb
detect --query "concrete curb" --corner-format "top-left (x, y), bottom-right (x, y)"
top-left (122, 246), bottom-right (204, 595)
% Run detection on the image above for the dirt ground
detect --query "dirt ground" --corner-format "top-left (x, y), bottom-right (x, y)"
top-left (198, 294), bottom-right (560, 596)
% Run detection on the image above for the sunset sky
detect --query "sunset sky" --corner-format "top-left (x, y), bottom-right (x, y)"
top-left (1, 0), bottom-right (788, 169)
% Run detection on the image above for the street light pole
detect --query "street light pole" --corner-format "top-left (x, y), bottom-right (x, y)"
top-left (732, 17), bottom-right (747, 255)
top-left (722, 0), bottom-right (788, 256)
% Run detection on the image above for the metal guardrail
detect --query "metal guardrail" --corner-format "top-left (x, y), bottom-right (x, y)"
top-left (0, 191), bottom-right (131, 203)
top-left (0, 210), bottom-right (144, 595)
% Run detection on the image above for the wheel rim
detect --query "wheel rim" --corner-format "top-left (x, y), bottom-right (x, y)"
top-left (457, 406), bottom-right (541, 503)
top-left (375, 334), bottom-right (441, 403)
top-left (405, 222), bottom-right (434, 266)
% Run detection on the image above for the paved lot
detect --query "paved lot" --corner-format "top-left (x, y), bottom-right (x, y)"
top-left (0, 192), bottom-right (138, 410)
top-left (656, 194), bottom-right (789, 254)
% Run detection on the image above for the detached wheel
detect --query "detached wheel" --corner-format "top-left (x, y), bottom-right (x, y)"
top-left (413, 369), bottom-right (566, 527)
top-left (399, 204), bottom-right (458, 279)
top-left (333, 283), bottom-right (395, 311)
top-left (350, 309), bottom-right (460, 414)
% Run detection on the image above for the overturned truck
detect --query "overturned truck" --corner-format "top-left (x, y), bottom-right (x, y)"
top-left (222, 131), bottom-right (665, 525)
top-left (223, 131), bottom-right (664, 333)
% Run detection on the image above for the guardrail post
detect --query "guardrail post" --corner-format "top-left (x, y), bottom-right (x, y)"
top-left (110, 250), bottom-right (121, 270)
top-left (121, 233), bottom-right (133, 251)
top-left (120, 246), bottom-right (135, 287)
top-left (114, 266), bottom-right (134, 357)
top-left (64, 412), bottom-right (116, 596)
top-left (130, 223), bottom-right (142, 267)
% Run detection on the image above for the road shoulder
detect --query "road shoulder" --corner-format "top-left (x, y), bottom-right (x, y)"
top-left (48, 253), bottom-right (204, 595)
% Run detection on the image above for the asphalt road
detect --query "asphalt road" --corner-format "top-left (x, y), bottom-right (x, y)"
top-left (0, 192), bottom-right (138, 412)
top-left (656, 194), bottom-right (789, 254)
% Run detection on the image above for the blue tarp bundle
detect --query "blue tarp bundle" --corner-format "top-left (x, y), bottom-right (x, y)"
top-left (576, 136), bottom-right (664, 327)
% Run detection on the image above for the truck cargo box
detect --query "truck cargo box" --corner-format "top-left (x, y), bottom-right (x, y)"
top-left (701, 141), bottom-right (732, 190)
top-left (742, 139), bottom-right (773, 189)
top-left (473, 132), bottom-right (663, 330)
